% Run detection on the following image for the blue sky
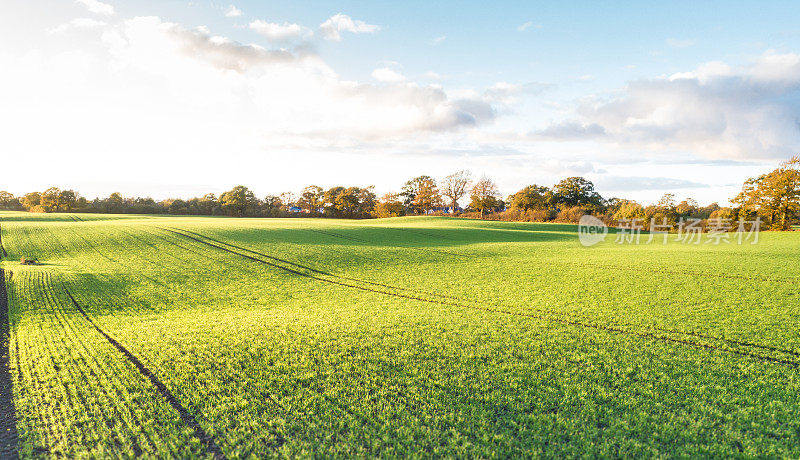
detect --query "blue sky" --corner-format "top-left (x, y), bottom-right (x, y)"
top-left (3, 1), bottom-right (800, 204)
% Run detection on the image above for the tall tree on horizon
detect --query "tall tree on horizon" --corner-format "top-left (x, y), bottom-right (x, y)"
top-left (441, 170), bottom-right (472, 213)
top-left (470, 176), bottom-right (500, 218)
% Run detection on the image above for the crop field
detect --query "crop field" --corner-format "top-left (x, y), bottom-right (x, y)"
top-left (0, 211), bottom-right (799, 457)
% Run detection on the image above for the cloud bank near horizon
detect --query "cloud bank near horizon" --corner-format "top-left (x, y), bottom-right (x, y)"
top-left (0, 5), bottom-right (795, 204)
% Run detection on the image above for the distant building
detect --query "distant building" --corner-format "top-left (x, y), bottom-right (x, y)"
top-left (429, 206), bottom-right (462, 214)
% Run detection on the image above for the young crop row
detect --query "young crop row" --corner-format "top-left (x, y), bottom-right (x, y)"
top-left (0, 223), bottom-right (8, 258)
top-left (16, 220), bottom-right (795, 369)
top-left (159, 226), bottom-right (800, 369)
top-left (5, 268), bottom-right (217, 457)
top-left (5, 216), bottom-right (800, 456)
top-left (0, 269), bottom-right (19, 458)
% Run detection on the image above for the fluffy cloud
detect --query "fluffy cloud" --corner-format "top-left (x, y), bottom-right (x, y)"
top-left (319, 14), bottom-right (380, 41)
top-left (249, 20), bottom-right (313, 42)
top-left (541, 51), bottom-right (800, 160)
top-left (534, 121), bottom-right (606, 139)
top-left (224, 5), bottom-right (242, 18)
top-left (1, 14), bottom-right (496, 176)
top-left (371, 67), bottom-right (405, 83)
top-left (49, 17), bottom-right (107, 34)
top-left (596, 176), bottom-right (709, 192)
top-left (100, 17), bottom-right (299, 72)
top-left (75, 0), bottom-right (114, 16)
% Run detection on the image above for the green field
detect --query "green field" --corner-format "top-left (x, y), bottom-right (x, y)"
top-left (1, 211), bottom-right (799, 458)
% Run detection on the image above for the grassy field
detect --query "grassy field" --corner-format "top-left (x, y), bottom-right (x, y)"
top-left (0, 211), bottom-right (799, 458)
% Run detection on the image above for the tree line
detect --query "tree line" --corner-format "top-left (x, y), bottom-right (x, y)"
top-left (1, 157), bottom-right (797, 228)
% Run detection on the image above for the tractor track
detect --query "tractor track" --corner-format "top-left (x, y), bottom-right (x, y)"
top-left (62, 285), bottom-right (224, 459)
top-left (163, 228), bottom-right (800, 360)
top-left (36, 272), bottom-right (157, 455)
top-left (0, 223), bottom-right (8, 259)
top-left (0, 270), bottom-right (19, 459)
top-left (162, 227), bottom-right (800, 369)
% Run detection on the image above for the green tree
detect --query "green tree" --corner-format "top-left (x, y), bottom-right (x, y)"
top-left (733, 157), bottom-right (800, 229)
top-left (323, 187), bottom-right (346, 216)
top-left (0, 191), bottom-right (16, 210)
top-left (199, 193), bottom-right (217, 215)
top-left (298, 186), bottom-right (324, 213)
top-left (374, 193), bottom-right (404, 218)
top-left (58, 190), bottom-right (77, 212)
top-left (21, 192), bottom-right (41, 210)
top-left (41, 187), bottom-right (61, 211)
top-left (356, 187), bottom-right (377, 216)
top-left (334, 187), bottom-right (361, 217)
top-left (401, 176), bottom-right (442, 214)
top-left (107, 192), bottom-right (124, 213)
top-left (508, 185), bottom-right (551, 211)
top-left (552, 177), bottom-right (603, 209)
top-left (470, 176), bottom-right (500, 218)
top-left (220, 185), bottom-right (257, 217)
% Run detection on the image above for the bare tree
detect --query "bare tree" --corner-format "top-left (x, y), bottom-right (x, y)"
top-left (441, 170), bottom-right (472, 214)
top-left (279, 192), bottom-right (296, 211)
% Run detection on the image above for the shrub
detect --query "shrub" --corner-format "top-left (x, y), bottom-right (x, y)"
top-left (554, 206), bottom-right (589, 223)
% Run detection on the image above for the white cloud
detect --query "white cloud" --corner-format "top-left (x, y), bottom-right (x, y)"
top-left (104, 18), bottom-right (298, 72)
top-left (666, 38), bottom-right (696, 48)
top-left (576, 74), bottom-right (594, 81)
top-left (431, 35), bottom-right (446, 45)
top-left (0, 14), bottom-right (496, 184)
top-left (249, 20), bottom-right (313, 42)
top-left (423, 71), bottom-right (444, 81)
top-left (49, 18), bottom-right (107, 34)
top-left (319, 14), bottom-right (380, 41)
top-left (596, 176), bottom-right (709, 192)
top-left (534, 121), bottom-right (606, 139)
top-left (75, 0), bottom-right (114, 16)
top-left (483, 82), bottom-right (523, 105)
top-left (224, 5), bottom-right (243, 18)
top-left (540, 50), bottom-right (800, 159)
top-left (371, 67), bottom-right (405, 83)
top-left (517, 21), bottom-right (540, 32)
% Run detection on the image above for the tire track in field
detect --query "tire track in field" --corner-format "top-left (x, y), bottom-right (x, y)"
top-left (36, 272), bottom-right (158, 455)
top-left (0, 223), bottom-right (8, 259)
top-left (0, 270), bottom-right (19, 459)
top-left (163, 228), bottom-right (800, 361)
top-left (361, 229), bottom-right (800, 355)
top-left (162, 228), bottom-right (800, 369)
top-left (61, 286), bottom-right (225, 459)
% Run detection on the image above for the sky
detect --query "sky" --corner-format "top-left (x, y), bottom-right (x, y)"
top-left (3, 1), bottom-right (800, 205)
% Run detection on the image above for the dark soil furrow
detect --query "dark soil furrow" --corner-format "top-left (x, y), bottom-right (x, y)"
top-left (37, 273), bottom-right (154, 455)
top-left (0, 223), bottom-right (8, 258)
top-left (62, 286), bottom-right (224, 459)
top-left (0, 270), bottom-right (19, 459)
